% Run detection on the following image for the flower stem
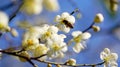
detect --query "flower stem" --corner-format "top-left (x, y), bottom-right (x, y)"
top-left (9, 0), bottom-right (23, 22)
top-left (70, 8), bottom-right (79, 15)
top-left (82, 22), bottom-right (95, 33)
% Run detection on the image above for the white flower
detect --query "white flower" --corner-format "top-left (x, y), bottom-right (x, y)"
top-left (33, 44), bottom-right (48, 60)
top-left (22, 37), bottom-right (40, 50)
top-left (26, 24), bottom-right (49, 38)
top-left (33, 44), bottom-right (48, 57)
top-left (46, 33), bottom-right (66, 46)
top-left (47, 25), bottom-right (58, 34)
top-left (43, 0), bottom-right (59, 11)
top-left (46, 34), bottom-right (67, 58)
top-left (21, 0), bottom-right (43, 15)
top-left (69, 31), bottom-right (91, 53)
top-left (22, 25), bottom-right (49, 50)
top-left (0, 11), bottom-right (10, 32)
top-left (40, 25), bottom-right (59, 42)
top-left (55, 12), bottom-right (75, 33)
top-left (100, 48), bottom-right (118, 67)
top-left (47, 42), bottom-right (67, 58)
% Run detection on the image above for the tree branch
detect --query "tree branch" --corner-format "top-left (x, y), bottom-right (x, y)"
top-left (0, 50), bottom-right (105, 67)
top-left (32, 58), bottom-right (105, 67)
top-left (30, 54), bottom-right (47, 59)
top-left (0, 50), bottom-right (37, 67)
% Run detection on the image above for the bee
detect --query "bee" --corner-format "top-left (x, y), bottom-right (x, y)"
top-left (62, 20), bottom-right (74, 28)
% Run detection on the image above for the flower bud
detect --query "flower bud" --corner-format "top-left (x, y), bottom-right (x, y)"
top-left (92, 25), bottom-right (100, 32)
top-left (66, 58), bottom-right (76, 66)
top-left (76, 13), bottom-right (82, 19)
top-left (10, 28), bottom-right (18, 37)
top-left (47, 63), bottom-right (52, 67)
top-left (94, 13), bottom-right (104, 23)
top-left (56, 64), bottom-right (62, 67)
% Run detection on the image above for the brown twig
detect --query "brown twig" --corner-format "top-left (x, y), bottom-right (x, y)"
top-left (9, 0), bottom-right (23, 22)
top-left (0, 50), bottom-right (37, 67)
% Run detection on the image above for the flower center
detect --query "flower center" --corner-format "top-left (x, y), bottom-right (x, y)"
top-left (52, 44), bottom-right (60, 51)
top-left (73, 35), bottom-right (82, 43)
top-left (0, 23), bottom-right (4, 29)
top-left (27, 39), bottom-right (34, 46)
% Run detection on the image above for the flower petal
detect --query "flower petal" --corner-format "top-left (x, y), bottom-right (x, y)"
top-left (72, 31), bottom-right (82, 37)
top-left (103, 48), bottom-right (111, 55)
top-left (82, 32), bottom-right (91, 40)
top-left (61, 12), bottom-right (69, 18)
top-left (73, 43), bottom-right (84, 53)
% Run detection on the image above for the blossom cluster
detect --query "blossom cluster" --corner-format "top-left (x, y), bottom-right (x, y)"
top-left (100, 48), bottom-right (118, 67)
top-left (18, 12), bottom-right (93, 60)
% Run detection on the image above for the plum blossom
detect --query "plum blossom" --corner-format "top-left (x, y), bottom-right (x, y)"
top-left (22, 25), bottom-right (49, 50)
top-left (100, 48), bottom-right (118, 67)
top-left (55, 12), bottom-right (75, 33)
top-left (33, 44), bottom-right (48, 57)
top-left (47, 34), bottom-right (67, 58)
top-left (40, 25), bottom-right (59, 42)
top-left (68, 31), bottom-right (91, 53)
top-left (0, 11), bottom-right (10, 32)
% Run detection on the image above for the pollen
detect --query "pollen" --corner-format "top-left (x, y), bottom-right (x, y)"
top-left (0, 23), bottom-right (4, 29)
top-left (52, 44), bottom-right (60, 51)
top-left (73, 35), bottom-right (82, 43)
top-left (27, 39), bottom-right (33, 45)
top-left (45, 31), bottom-right (51, 37)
